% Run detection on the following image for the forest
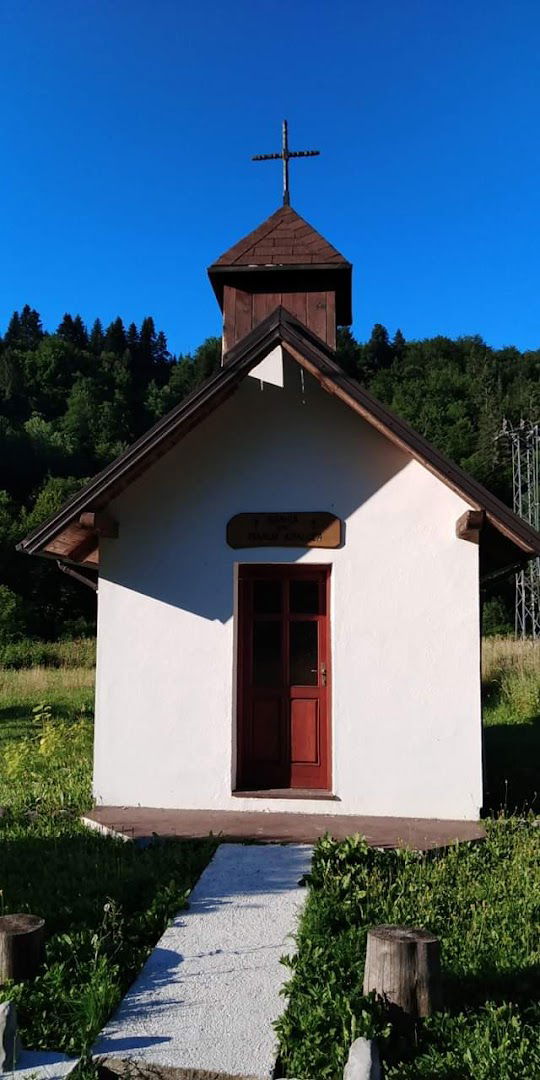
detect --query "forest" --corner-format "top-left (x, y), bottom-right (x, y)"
top-left (1, 305), bottom-right (539, 642)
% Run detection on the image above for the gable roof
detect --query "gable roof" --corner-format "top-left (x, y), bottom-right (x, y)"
top-left (210, 205), bottom-right (350, 267)
top-left (17, 306), bottom-right (540, 576)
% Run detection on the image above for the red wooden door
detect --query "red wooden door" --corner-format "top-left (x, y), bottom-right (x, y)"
top-left (237, 565), bottom-right (331, 791)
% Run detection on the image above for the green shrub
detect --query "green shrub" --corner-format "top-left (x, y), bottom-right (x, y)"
top-left (482, 597), bottom-right (512, 637)
top-left (0, 706), bottom-right (93, 812)
top-left (0, 637), bottom-right (96, 669)
top-left (0, 586), bottom-right (24, 644)
top-left (500, 668), bottom-right (540, 721)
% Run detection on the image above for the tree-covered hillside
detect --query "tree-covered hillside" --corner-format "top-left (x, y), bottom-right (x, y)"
top-left (1, 308), bottom-right (539, 641)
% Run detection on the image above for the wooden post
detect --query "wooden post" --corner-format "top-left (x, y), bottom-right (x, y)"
top-left (363, 924), bottom-right (441, 1019)
top-left (0, 915), bottom-right (45, 984)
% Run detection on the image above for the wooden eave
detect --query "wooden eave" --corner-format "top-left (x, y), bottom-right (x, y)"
top-left (17, 306), bottom-right (540, 573)
top-left (17, 312), bottom-right (291, 566)
top-left (208, 263), bottom-right (353, 326)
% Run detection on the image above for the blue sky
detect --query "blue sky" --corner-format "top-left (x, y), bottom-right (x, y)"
top-left (1, 0), bottom-right (540, 354)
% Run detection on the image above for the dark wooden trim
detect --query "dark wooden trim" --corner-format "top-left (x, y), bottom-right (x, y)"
top-left (209, 263), bottom-right (352, 325)
top-left (480, 559), bottom-right (527, 586)
top-left (236, 563), bottom-right (332, 793)
top-left (79, 511), bottom-right (118, 538)
top-left (209, 262), bottom-right (352, 275)
top-left (232, 789), bottom-right (339, 800)
top-left (222, 284), bottom-right (341, 351)
top-left (65, 532), bottom-right (100, 566)
top-left (277, 333), bottom-right (540, 559)
top-left (235, 288), bottom-right (252, 343)
top-left (222, 284), bottom-right (237, 354)
top-left (227, 511), bottom-right (342, 549)
top-left (17, 305), bottom-right (540, 568)
top-left (456, 510), bottom-right (485, 543)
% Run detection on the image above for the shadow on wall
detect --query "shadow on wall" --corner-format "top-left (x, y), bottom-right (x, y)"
top-left (103, 358), bottom-right (409, 624)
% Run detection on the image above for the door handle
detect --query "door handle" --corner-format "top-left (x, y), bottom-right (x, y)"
top-left (310, 663), bottom-right (327, 685)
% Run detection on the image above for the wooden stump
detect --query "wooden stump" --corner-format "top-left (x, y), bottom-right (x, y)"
top-left (363, 924), bottom-right (441, 1019)
top-left (0, 914), bottom-right (45, 984)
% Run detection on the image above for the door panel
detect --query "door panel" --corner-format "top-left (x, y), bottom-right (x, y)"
top-left (251, 697), bottom-right (283, 765)
top-left (237, 565), bottom-right (331, 791)
top-left (291, 698), bottom-right (319, 765)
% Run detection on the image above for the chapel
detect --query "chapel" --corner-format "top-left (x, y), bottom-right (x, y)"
top-left (18, 202), bottom-right (540, 821)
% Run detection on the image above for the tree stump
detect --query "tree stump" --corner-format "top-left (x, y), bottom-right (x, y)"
top-left (0, 914), bottom-right (45, 984)
top-left (363, 924), bottom-right (441, 1019)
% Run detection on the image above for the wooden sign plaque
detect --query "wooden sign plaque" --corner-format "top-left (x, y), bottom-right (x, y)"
top-left (227, 512), bottom-right (342, 549)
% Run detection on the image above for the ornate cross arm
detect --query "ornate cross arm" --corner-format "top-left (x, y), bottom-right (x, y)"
top-left (252, 120), bottom-right (319, 206)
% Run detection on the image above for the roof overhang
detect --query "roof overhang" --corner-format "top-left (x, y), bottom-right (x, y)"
top-left (17, 306), bottom-right (540, 577)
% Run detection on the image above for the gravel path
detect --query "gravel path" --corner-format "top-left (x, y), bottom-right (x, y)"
top-left (93, 843), bottom-right (313, 1079)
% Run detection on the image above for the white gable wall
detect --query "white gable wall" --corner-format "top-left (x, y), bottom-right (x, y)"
top-left (94, 355), bottom-right (482, 819)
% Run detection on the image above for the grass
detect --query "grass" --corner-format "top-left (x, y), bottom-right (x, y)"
top-left (0, 816), bottom-right (215, 1056)
top-left (0, 667), bottom-right (94, 744)
top-left (0, 636), bottom-right (96, 669)
top-left (276, 636), bottom-right (540, 1079)
top-left (482, 636), bottom-right (540, 814)
top-left (0, 635), bottom-right (538, 1074)
top-left (0, 650), bottom-right (216, 1059)
top-left (276, 824), bottom-right (540, 1079)
top-left (0, 642), bottom-right (95, 755)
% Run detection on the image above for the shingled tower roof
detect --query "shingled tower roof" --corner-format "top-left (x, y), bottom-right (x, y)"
top-left (208, 206), bottom-right (352, 326)
top-left (211, 205), bottom-right (349, 267)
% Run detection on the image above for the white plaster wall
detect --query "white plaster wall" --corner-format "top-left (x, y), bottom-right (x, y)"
top-left (94, 353), bottom-right (483, 819)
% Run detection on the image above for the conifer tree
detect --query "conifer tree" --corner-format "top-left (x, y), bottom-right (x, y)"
top-left (138, 316), bottom-right (157, 368)
top-left (89, 318), bottom-right (104, 354)
top-left (126, 322), bottom-right (139, 353)
top-left (72, 315), bottom-right (88, 349)
top-left (155, 330), bottom-right (170, 365)
top-left (336, 327), bottom-right (362, 377)
top-left (57, 313), bottom-right (88, 350)
top-left (366, 323), bottom-right (392, 371)
top-left (192, 337), bottom-right (221, 383)
top-left (4, 311), bottom-right (21, 347)
top-left (4, 306), bottom-right (44, 350)
top-left (57, 314), bottom-right (75, 341)
top-left (392, 328), bottom-right (406, 362)
top-left (104, 317), bottom-right (127, 356)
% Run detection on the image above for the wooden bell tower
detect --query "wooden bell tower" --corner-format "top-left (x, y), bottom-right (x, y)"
top-left (207, 205), bottom-right (352, 358)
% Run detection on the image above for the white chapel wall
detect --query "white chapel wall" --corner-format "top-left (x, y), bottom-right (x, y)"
top-left (94, 354), bottom-right (482, 819)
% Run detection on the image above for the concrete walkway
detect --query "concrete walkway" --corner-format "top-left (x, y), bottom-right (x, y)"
top-left (9, 1050), bottom-right (77, 1080)
top-left (93, 843), bottom-right (312, 1080)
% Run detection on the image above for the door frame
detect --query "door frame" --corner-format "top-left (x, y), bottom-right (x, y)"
top-left (235, 563), bottom-right (332, 793)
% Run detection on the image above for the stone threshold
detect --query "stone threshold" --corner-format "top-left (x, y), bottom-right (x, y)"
top-left (232, 788), bottom-right (339, 800)
top-left (83, 806), bottom-right (486, 851)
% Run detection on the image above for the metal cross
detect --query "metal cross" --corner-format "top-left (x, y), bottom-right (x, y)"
top-left (252, 120), bottom-right (320, 206)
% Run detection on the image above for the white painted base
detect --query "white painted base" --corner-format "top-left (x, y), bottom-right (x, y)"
top-left (93, 360), bottom-right (483, 822)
